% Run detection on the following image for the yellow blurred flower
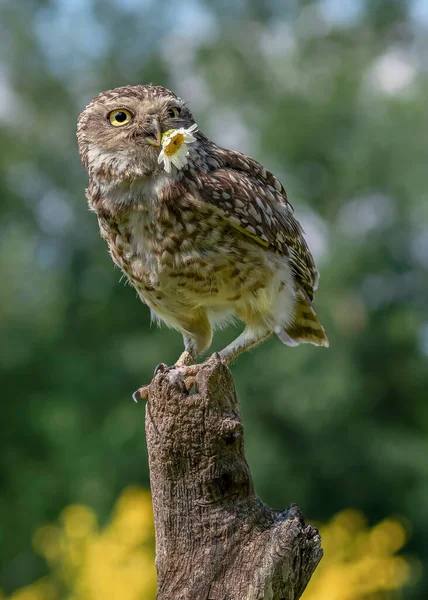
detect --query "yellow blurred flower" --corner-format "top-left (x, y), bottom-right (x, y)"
top-left (6, 487), bottom-right (156, 600)
top-left (302, 510), bottom-right (411, 600)
top-left (2, 492), bottom-right (412, 600)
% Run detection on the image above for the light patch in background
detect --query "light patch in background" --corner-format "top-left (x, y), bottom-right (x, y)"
top-left (7, 163), bottom-right (51, 204)
top-left (35, 238), bottom-right (72, 270)
top-left (206, 110), bottom-right (255, 156)
top-left (410, 0), bottom-right (428, 27)
top-left (112, 0), bottom-right (153, 12)
top-left (34, 0), bottom-right (110, 77)
top-left (360, 272), bottom-right (418, 310)
top-left (367, 48), bottom-right (417, 96)
top-left (161, 35), bottom-right (211, 110)
top-left (410, 230), bottom-right (428, 268)
top-left (337, 193), bottom-right (396, 237)
top-left (259, 21), bottom-right (296, 57)
top-left (7, 163), bottom-right (75, 235)
top-left (161, 1), bottom-right (216, 110)
top-left (298, 207), bottom-right (329, 263)
top-left (418, 324), bottom-right (428, 357)
top-left (318, 0), bottom-right (364, 27)
top-left (174, 73), bottom-right (211, 112)
top-left (0, 67), bottom-right (20, 123)
top-left (294, 3), bottom-right (332, 38)
top-left (169, 0), bottom-right (217, 46)
top-left (36, 190), bottom-right (74, 235)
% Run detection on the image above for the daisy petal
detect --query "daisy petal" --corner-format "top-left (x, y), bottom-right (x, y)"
top-left (158, 124), bottom-right (198, 173)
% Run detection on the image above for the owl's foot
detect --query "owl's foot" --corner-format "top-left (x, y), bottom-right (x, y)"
top-left (133, 354), bottom-right (225, 402)
top-left (132, 385), bottom-right (150, 403)
top-left (153, 350), bottom-right (198, 378)
top-left (154, 363), bottom-right (168, 376)
top-left (178, 353), bottom-right (225, 391)
top-left (132, 364), bottom-right (194, 402)
top-left (151, 362), bottom-right (203, 395)
top-left (157, 362), bottom-right (202, 390)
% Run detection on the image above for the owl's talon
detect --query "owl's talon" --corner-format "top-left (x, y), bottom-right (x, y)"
top-left (132, 385), bottom-right (149, 403)
top-left (154, 363), bottom-right (168, 376)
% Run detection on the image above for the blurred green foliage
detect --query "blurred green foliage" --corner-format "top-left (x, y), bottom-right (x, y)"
top-left (0, 0), bottom-right (427, 597)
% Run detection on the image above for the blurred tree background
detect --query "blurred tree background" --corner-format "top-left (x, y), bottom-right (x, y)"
top-left (0, 0), bottom-right (427, 597)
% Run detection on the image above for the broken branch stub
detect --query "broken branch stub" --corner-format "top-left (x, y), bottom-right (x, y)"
top-left (145, 357), bottom-right (322, 600)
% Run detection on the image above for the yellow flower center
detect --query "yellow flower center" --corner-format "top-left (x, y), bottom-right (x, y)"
top-left (164, 133), bottom-right (185, 156)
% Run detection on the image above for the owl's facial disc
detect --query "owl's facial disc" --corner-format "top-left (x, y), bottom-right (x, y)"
top-left (78, 85), bottom-right (197, 183)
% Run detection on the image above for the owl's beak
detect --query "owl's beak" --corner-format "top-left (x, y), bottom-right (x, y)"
top-left (145, 118), bottom-right (162, 147)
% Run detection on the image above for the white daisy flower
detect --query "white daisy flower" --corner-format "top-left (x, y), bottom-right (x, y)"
top-left (157, 124), bottom-right (198, 173)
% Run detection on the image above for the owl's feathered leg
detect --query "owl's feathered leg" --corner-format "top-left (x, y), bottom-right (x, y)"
top-left (175, 330), bottom-right (210, 366)
top-left (216, 324), bottom-right (272, 365)
top-left (183, 324), bottom-right (272, 379)
top-left (174, 325), bottom-right (271, 394)
top-left (153, 331), bottom-right (209, 376)
top-left (176, 311), bottom-right (213, 364)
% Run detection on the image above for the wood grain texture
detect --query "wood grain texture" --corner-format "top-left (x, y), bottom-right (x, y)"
top-left (145, 356), bottom-right (323, 600)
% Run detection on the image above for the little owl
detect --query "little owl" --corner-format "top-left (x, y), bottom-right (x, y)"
top-left (77, 85), bottom-right (328, 398)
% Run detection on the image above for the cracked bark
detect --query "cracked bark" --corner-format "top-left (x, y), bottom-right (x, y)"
top-left (145, 356), bottom-right (323, 600)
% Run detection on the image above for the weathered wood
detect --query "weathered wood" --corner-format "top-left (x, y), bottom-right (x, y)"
top-left (145, 356), bottom-right (322, 600)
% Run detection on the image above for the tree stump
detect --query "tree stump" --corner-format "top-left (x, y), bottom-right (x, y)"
top-left (145, 356), bottom-right (322, 600)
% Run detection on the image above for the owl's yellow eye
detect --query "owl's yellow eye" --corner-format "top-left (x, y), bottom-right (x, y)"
top-left (168, 107), bottom-right (181, 119)
top-left (108, 109), bottom-right (132, 127)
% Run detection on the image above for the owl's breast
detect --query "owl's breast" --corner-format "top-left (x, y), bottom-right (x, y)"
top-left (99, 199), bottom-right (283, 324)
top-left (104, 201), bottom-right (229, 292)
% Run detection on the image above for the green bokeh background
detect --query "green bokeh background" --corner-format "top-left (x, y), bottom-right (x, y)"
top-left (1, 0), bottom-right (427, 597)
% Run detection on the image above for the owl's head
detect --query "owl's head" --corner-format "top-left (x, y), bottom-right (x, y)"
top-left (77, 85), bottom-right (196, 182)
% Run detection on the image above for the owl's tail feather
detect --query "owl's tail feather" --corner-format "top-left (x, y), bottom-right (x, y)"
top-left (276, 294), bottom-right (329, 348)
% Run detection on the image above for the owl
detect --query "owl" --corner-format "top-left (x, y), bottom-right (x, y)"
top-left (77, 85), bottom-right (328, 397)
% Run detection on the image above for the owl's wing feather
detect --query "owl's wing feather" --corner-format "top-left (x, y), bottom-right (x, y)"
top-left (197, 158), bottom-right (319, 301)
